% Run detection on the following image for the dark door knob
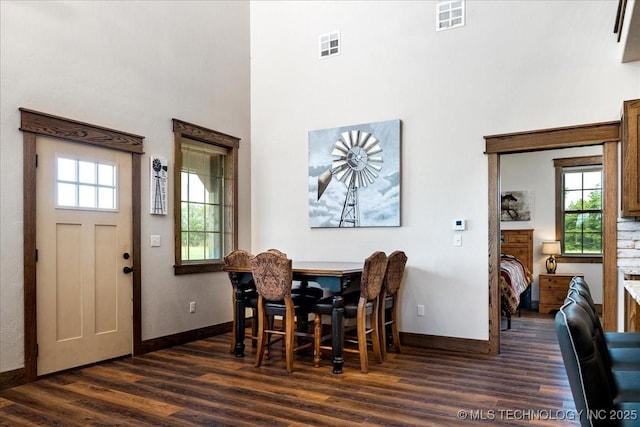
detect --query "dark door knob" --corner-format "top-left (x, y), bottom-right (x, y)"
top-left (123, 266), bottom-right (134, 274)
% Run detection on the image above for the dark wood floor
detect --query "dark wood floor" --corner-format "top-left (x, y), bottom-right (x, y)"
top-left (0, 310), bottom-right (578, 426)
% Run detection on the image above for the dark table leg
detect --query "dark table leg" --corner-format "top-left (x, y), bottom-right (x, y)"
top-left (230, 273), bottom-right (246, 357)
top-left (296, 280), bottom-right (310, 334)
top-left (331, 295), bottom-right (344, 374)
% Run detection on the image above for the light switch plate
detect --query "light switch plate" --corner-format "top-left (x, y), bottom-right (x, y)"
top-left (150, 235), bottom-right (161, 247)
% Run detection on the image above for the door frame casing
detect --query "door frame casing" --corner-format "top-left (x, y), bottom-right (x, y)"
top-left (21, 108), bottom-right (144, 382)
top-left (485, 121), bottom-right (620, 355)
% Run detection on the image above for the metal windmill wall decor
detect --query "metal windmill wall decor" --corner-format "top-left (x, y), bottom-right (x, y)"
top-left (309, 119), bottom-right (401, 228)
top-left (150, 156), bottom-right (168, 215)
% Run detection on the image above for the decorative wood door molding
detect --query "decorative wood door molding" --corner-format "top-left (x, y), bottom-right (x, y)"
top-left (485, 120), bottom-right (620, 354)
top-left (21, 108), bottom-right (144, 382)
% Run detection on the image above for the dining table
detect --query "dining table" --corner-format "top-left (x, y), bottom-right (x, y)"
top-left (224, 261), bottom-right (363, 374)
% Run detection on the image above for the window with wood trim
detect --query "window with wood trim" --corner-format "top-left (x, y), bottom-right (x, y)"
top-left (554, 155), bottom-right (603, 262)
top-left (173, 119), bottom-right (239, 275)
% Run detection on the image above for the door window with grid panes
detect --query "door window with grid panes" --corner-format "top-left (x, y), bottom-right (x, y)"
top-left (56, 156), bottom-right (117, 211)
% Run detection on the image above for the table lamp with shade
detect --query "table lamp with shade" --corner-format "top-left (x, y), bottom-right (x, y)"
top-left (542, 241), bottom-right (561, 274)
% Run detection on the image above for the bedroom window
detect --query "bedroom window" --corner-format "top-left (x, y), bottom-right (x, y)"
top-left (554, 155), bottom-right (603, 262)
top-left (172, 119), bottom-right (240, 275)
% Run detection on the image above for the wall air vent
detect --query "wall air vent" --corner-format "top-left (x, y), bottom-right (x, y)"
top-left (319, 31), bottom-right (340, 59)
top-left (437, 0), bottom-right (465, 31)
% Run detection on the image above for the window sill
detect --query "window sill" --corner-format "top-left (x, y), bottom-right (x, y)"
top-left (174, 262), bottom-right (225, 275)
top-left (556, 255), bottom-right (602, 264)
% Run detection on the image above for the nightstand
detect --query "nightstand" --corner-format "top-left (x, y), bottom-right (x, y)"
top-left (539, 273), bottom-right (584, 314)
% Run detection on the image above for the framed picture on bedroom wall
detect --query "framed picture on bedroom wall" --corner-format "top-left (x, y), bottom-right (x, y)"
top-left (501, 190), bottom-right (531, 221)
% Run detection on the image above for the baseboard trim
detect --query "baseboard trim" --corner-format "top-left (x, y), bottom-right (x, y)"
top-left (0, 367), bottom-right (26, 390)
top-left (0, 322), bottom-right (234, 390)
top-left (140, 321), bottom-right (233, 354)
top-left (401, 332), bottom-right (490, 354)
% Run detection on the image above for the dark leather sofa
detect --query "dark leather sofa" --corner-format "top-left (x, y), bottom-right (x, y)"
top-left (555, 278), bottom-right (640, 426)
top-left (570, 277), bottom-right (640, 349)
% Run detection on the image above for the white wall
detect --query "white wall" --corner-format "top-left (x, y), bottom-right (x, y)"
top-left (250, 1), bottom-right (640, 340)
top-left (501, 147), bottom-right (604, 304)
top-left (0, 1), bottom-right (251, 372)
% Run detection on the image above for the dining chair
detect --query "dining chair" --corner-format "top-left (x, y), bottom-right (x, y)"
top-left (263, 248), bottom-right (316, 357)
top-left (314, 251), bottom-right (388, 373)
top-left (266, 247), bottom-right (324, 307)
top-left (266, 248), bottom-right (287, 257)
top-left (250, 251), bottom-right (318, 372)
top-left (379, 250), bottom-right (408, 361)
top-left (224, 249), bottom-right (259, 353)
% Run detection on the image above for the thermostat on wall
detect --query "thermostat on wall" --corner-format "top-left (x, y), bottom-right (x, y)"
top-left (453, 219), bottom-right (466, 231)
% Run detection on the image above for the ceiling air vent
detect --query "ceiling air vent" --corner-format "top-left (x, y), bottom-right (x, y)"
top-left (319, 31), bottom-right (340, 59)
top-left (437, 0), bottom-right (465, 31)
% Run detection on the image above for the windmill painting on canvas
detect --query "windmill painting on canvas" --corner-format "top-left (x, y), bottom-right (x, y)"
top-left (308, 119), bottom-right (401, 228)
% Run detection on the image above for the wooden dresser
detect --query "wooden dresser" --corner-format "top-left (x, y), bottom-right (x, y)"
top-left (500, 229), bottom-right (533, 273)
top-left (500, 229), bottom-right (534, 311)
top-left (539, 273), bottom-right (584, 314)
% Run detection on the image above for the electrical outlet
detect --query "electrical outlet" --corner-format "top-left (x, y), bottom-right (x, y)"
top-left (417, 304), bottom-right (425, 317)
top-left (189, 301), bottom-right (196, 313)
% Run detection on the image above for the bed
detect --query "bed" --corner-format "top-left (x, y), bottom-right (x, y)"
top-left (500, 229), bottom-right (534, 329)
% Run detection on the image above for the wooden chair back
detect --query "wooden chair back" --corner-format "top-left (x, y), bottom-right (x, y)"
top-left (250, 251), bottom-right (293, 301)
top-left (383, 251), bottom-right (407, 296)
top-left (266, 248), bottom-right (287, 258)
top-left (380, 251), bottom-right (407, 359)
top-left (360, 251), bottom-right (388, 301)
top-left (224, 249), bottom-right (253, 268)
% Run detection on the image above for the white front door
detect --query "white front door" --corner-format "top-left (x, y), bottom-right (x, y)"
top-left (36, 136), bottom-right (133, 375)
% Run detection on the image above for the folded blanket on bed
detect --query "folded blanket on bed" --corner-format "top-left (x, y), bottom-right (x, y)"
top-left (501, 254), bottom-right (532, 314)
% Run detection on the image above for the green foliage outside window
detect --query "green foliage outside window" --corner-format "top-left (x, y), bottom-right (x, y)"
top-left (180, 144), bottom-right (224, 262)
top-left (563, 170), bottom-right (602, 255)
top-left (181, 200), bottom-right (222, 260)
top-left (172, 120), bottom-right (238, 275)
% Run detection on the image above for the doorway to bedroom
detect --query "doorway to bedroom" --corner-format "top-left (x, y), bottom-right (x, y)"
top-left (485, 121), bottom-right (620, 354)
top-left (499, 146), bottom-right (604, 330)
